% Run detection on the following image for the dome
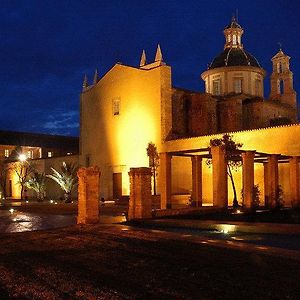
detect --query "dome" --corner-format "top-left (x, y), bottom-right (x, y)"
top-left (208, 48), bottom-right (261, 70)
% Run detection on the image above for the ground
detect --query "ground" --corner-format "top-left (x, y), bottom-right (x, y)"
top-left (0, 223), bottom-right (300, 299)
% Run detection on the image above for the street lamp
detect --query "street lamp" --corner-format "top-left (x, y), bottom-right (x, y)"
top-left (18, 153), bottom-right (27, 162)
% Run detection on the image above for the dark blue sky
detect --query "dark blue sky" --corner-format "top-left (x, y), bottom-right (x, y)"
top-left (0, 0), bottom-right (299, 136)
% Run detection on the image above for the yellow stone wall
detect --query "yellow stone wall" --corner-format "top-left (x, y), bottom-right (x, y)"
top-left (80, 63), bottom-right (171, 199)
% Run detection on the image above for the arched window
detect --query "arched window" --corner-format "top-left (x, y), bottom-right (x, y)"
top-left (232, 34), bottom-right (237, 45)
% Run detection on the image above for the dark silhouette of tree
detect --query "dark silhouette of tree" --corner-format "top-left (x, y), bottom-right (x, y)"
top-left (0, 160), bottom-right (9, 200)
top-left (146, 142), bottom-right (159, 195)
top-left (207, 134), bottom-right (243, 208)
top-left (13, 160), bottom-right (34, 200)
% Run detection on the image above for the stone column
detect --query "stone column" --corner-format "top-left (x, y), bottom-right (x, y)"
top-left (128, 167), bottom-right (152, 220)
top-left (191, 156), bottom-right (202, 207)
top-left (267, 155), bottom-right (279, 209)
top-left (290, 157), bottom-right (300, 207)
top-left (77, 166), bottom-right (101, 224)
top-left (211, 146), bottom-right (228, 208)
top-left (263, 162), bottom-right (269, 207)
top-left (242, 151), bottom-right (255, 209)
top-left (160, 152), bottom-right (172, 209)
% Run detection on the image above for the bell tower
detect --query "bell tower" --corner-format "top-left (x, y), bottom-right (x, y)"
top-left (269, 49), bottom-right (297, 108)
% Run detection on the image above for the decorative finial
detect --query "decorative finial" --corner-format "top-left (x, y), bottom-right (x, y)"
top-left (93, 69), bottom-right (99, 85)
top-left (155, 44), bottom-right (163, 62)
top-left (82, 74), bottom-right (88, 91)
top-left (139, 50), bottom-right (147, 67)
top-left (278, 42), bottom-right (282, 51)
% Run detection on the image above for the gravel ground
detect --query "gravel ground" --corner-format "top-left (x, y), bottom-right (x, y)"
top-left (0, 224), bottom-right (300, 299)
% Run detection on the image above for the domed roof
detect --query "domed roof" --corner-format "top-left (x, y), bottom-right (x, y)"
top-left (208, 48), bottom-right (261, 70)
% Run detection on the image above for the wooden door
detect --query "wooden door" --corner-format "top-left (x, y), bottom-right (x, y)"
top-left (113, 173), bottom-right (122, 199)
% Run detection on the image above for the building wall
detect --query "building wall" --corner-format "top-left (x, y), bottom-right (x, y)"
top-left (80, 63), bottom-right (172, 199)
top-left (5, 155), bottom-right (78, 200)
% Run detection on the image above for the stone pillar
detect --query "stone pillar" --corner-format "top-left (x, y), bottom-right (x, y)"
top-left (128, 167), bottom-right (152, 220)
top-left (290, 157), bottom-right (300, 207)
top-left (160, 152), bottom-right (172, 209)
top-left (242, 151), bottom-right (255, 209)
top-left (267, 155), bottom-right (279, 209)
top-left (211, 146), bottom-right (228, 208)
top-left (263, 162), bottom-right (269, 207)
top-left (77, 166), bottom-right (101, 224)
top-left (191, 156), bottom-right (202, 207)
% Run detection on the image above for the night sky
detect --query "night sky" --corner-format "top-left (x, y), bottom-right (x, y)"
top-left (0, 0), bottom-right (299, 137)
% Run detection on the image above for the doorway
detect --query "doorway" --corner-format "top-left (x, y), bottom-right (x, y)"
top-left (113, 173), bottom-right (122, 200)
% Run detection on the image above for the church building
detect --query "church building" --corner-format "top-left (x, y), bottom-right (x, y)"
top-left (80, 18), bottom-right (299, 205)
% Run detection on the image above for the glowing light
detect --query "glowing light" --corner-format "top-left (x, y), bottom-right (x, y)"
top-left (50, 200), bottom-right (54, 204)
top-left (217, 224), bottom-right (236, 234)
top-left (9, 208), bottom-right (14, 214)
top-left (55, 202), bottom-right (58, 205)
top-left (25, 200), bottom-right (29, 203)
top-left (12, 218), bottom-right (17, 222)
top-left (236, 209), bottom-right (241, 214)
top-left (18, 154), bottom-right (27, 162)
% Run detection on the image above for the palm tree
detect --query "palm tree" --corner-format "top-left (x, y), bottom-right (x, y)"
top-left (25, 172), bottom-right (46, 202)
top-left (47, 162), bottom-right (78, 203)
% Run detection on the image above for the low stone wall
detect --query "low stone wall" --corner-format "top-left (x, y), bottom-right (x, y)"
top-left (153, 206), bottom-right (224, 218)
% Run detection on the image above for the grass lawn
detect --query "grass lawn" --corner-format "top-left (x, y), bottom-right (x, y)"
top-left (0, 224), bottom-right (299, 299)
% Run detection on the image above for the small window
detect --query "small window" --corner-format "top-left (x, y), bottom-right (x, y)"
top-left (48, 151), bottom-right (53, 158)
top-left (234, 79), bottom-right (242, 93)
top-left (112, 98), bottom-right (120, 116)
top-left (4, 149), bottom-right (9, 157)
top-left (85, 155), bottom-right (90, 167)
top-left (255, 80), bottom-right (261, 96)
top-left (237, 35), bottom-right (241, 45)
top-left (232, 34), bottom-right (237, 45)
top-left (27, 150), bottom-right (33, 159)
top-left (212, 80), bottom-right (221, 95)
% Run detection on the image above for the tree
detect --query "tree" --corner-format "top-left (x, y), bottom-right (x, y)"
top-left (13, 160), bottom-right (34, 200)
top-left (0, 160), bottom-right (9, 200)
top-left (207, 134), bottom-right (243, 208)
top-left (146, 142), bottom-right (159, 195)
top-left (47, 162), bottom-right (78, 203)
top-left (25, 172), bottom-right (46, 202)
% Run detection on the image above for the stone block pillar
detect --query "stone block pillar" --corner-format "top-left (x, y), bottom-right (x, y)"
top-left (77, 166), bottom-right (101, 224)
top-left (242, 151), bottom-right (255, 209)
top-left (211, 146), bottom-right (228, 208)
top-left (191, 156), bottom-right (202, 207)
top-left (263, 162), bottom-right (269, 207)
top-left (160, 152), bottom-right (172, 209)
top-left (266, 155), bottom-right (279, 209)
top-left (290, 157), bottom-right (300, 207)
top-left (128, 167), bottom-right (152, 220)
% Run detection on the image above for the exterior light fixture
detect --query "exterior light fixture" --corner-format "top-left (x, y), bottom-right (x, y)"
top-left (18, 154), bottom-right (27, 162)
top-left (9, 208), bottom-right (14, 214)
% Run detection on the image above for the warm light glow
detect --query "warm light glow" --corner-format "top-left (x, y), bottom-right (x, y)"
top-left (9, 208), bottom-right (14, 214)
top-left (217, 224), bottom-right (236, 234)
top-left (18, 153), bottom-right (27, 162)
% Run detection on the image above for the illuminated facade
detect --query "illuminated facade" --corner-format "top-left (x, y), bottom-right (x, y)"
top-left (0, 131), bottom-right (79, 199)
top-left (80, 18), bottom-right (299, 203)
